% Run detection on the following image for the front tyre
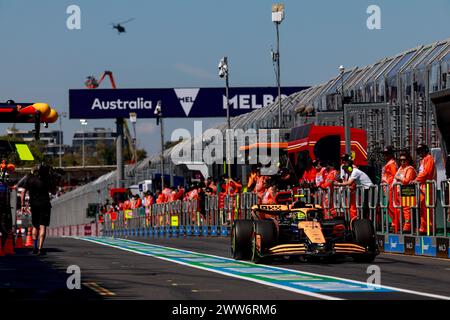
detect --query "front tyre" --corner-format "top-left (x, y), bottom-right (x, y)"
top-left (352, 219), bottom-right (377, 263)
top-left (231, 220), bottom-right (253, 260)
top-left (251, 220), bottom-right (276, 264)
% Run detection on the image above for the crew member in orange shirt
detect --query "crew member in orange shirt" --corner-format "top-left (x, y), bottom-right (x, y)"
top-left (393, 152), bottom-right (417, 233)
top-left (412, 144), bottom-right (436, 234)
top-left (314, 160), bottom-right (328, 189)
top-left (255, 174), bottom-right (267, 203)
top-left (299, 160), bottom-right (317, 187)
top-left (381, 146), bottom-right (399, 232)
top-left (246, 165), bottom-right (259, 192)
top-left (262, 180), bottom-right (277, 204)
top-left (321, 162), bottom-right (338, 218)
top-left (155, 190), bottom-right (165, 204)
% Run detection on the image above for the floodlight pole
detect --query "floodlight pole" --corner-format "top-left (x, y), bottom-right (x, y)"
top-left (160, 115), bottom-right (164, 190)
top-left (58, 112), bottom-right (67, 168)
top-left (340, 65), bottom-right (351, 155)
top-left (116, 118), bottom-right (124, 188)
top-left (224, 57), bottom-right (232, 187)
top-left (276, 21), bottom-right (282, 128)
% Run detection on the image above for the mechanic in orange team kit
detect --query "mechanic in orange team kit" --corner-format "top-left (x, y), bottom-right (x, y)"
top-left (412, 144), bottom-right (436, 234)
top-left (321, 162), bottom-right (338, 218)
top-left (299, 158), bottom-right (317, 187)
top-left (393, 152), bottom-right (417, 233)
top-left (314, 160), bottom-right (327, 189)
top-left (381, 146), bottom-right (399, 232)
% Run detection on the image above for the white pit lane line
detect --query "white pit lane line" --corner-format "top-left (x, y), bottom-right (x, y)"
top-left (68, 236), bottom-right (450, 300)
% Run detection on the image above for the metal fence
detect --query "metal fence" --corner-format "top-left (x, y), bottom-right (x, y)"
top-left (102, 193), bottom-right (259, 238)
top-left (100, 181), bottom-right (450, 239)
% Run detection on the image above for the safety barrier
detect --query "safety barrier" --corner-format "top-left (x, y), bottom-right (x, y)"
top-left (96, 182), bottom-right (449, 258)
top-left (101, 193), bottom-right (259, 238)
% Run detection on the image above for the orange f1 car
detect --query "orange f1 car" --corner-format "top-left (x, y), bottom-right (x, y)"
top-left (231, 193), bottom-right (378, 263)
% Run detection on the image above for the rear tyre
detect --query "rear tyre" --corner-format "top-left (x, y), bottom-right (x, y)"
top-left (231, 220), bottom-right (253, 260)
top-left (352, 219), bottom-right (377, 263)
top-left (251, 220), bottom-right (276, 264)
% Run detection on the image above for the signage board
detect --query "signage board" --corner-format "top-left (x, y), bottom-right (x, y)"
top-left (69, 86), bottom-right (308, 119)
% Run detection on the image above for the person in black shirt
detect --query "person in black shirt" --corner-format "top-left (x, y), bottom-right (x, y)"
top-left (19, 164), bottom-right (56, 255)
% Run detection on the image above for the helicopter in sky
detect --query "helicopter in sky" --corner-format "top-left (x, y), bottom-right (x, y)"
top-left (111, 18), bottom-right (135, 34)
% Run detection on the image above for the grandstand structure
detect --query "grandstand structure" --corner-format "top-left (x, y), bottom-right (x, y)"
top-left (50, 38), bottom-right (450, 227)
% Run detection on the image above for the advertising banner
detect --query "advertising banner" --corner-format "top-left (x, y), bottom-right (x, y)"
top-left (69, 86), bottom-right (308, 119)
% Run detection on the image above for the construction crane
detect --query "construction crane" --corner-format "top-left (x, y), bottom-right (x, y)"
top-left (84, 71), bottom-right (138, 163)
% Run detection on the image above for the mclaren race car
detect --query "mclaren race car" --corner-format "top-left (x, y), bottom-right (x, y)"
top-left (231, 193), bottom-right (378, 263)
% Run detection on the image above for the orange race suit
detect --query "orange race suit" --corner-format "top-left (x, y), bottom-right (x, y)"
top-left (382, 159), bottom-right (399, 232)
top-left (393, 165), bottom-right (416, 232)
top-left (414, 154), bottom-right (436, 233)
top-left (321, 169), bottom-right (338, 218)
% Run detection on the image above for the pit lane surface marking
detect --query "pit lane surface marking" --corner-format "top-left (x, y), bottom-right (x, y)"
top-left (71, 236), bottom-right (447, 300)
top-left (72, 236), bottom-right (450, 300)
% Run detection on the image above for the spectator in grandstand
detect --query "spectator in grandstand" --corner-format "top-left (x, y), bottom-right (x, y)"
top-left (336, 163), bottom-right (373, 220)
top-left (381, 146), bottom-right (399, 233)
top-left (412, 144), bottom-right (437, 234)
top-left (19, 164), bottom-right (57, 256)
top-left (393, 152), bottom-right (417, 233)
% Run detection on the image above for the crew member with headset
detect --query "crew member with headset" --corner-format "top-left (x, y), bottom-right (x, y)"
top-left (335, 159), bottom-right (374, 221)
top-left (19, 163), bottom-right (57, 256)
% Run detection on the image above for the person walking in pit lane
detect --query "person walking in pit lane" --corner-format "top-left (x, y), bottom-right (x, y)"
top-left (19, 164), bottom-right (57, 256)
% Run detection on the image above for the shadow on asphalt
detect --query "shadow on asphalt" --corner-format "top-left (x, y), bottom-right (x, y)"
top-left (0, 248), bottom-right (102, 300)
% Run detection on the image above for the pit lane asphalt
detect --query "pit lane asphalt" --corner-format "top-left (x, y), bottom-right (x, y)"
top-left (2, 236), bottom-right (449, 300)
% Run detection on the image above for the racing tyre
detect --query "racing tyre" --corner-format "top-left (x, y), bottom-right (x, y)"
top-left (352, 219), bottom-right (377, 263)
top-left (231, 220), bottom-right (253, 260)
top-left (251, 220), bottom-right (276, 264)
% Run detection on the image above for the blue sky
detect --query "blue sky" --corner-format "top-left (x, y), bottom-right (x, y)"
top-left (0, 0), bottom-right (449, 154)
